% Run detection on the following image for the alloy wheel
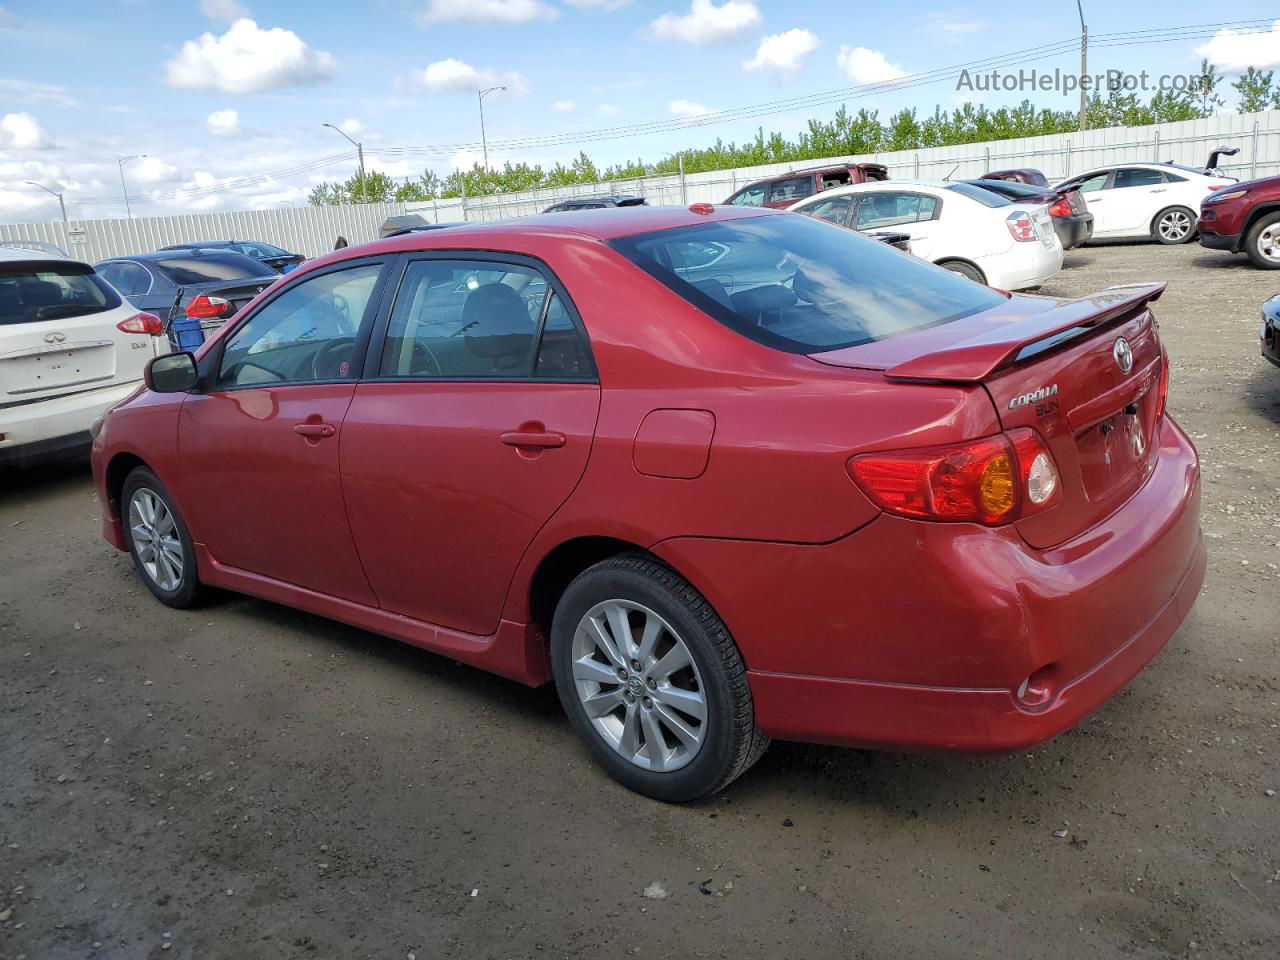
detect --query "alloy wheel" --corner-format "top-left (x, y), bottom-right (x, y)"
top-left (1257, 225), bottom-right (1280, 263)
top-left (128, 487), bottom-right (184, 592)
top-left (570, 599), bottom-right (707, 773)
top-left (1158, 210), bottom-right (1192, 242)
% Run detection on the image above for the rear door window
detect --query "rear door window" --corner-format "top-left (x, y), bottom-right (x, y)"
top-left (855, 193), bottom-right (939, 229)
top-left (100, 262), bottom-right (151, 297)
top-left (0, 263), bottom-right (122, 325)
top-left (769, 176), bottom-right (816, 204)
top-left (1113, 168), bottom-right (1167, 189)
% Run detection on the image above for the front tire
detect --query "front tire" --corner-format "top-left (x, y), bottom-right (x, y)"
top-left (121, 467), bottom-right (203, 608)
top-left (549, 554), bottom-right (767, 802)
top-left (1245, 211), bottom-right (1280, 269)
top-left (1152, 206), bottom-right (1196, 245)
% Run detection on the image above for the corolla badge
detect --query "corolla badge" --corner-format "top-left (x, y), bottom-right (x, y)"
top-left (1113, 337), bottom-right (1134, 374)
top-left (1009, 384), bottom-right (1058, 410)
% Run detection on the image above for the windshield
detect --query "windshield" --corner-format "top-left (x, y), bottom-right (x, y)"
top-left (0, 263), bottom-right (121, 325)
top-left (609, 214), bottom-right (1006, 353)
top-left (153, 253), bottom-right (272, 285)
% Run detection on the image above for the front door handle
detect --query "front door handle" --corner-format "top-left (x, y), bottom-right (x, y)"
top-left (293, 422), bottom-right (336, 439)
top-left (501, 429), bottom-right (565, 449)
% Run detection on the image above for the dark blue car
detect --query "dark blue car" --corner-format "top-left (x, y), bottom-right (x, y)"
top-left (94, 249), bottom-right (277, 331)
top-left (159, 239), bottom-right (305, 274)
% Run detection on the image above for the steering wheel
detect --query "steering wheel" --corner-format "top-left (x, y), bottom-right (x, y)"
top-left (311, 336), bottom-right (356, 380)
top-left (410, 341), bottom-right (442, 376)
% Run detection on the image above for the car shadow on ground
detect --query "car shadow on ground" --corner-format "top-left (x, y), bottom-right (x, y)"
top-left (1188, 252), bottom-right (1256, 271)
top-left (1244, 363), bottom-right (1280, 422)
top-left (0, 455), bottom-right (91, 502)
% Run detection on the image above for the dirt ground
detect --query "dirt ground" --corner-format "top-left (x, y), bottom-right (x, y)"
top-left (2, 239), bottom-right (1279, 960)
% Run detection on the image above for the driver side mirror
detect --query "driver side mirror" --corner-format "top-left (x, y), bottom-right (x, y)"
top-left (146, 352), bottom-right (198, 393)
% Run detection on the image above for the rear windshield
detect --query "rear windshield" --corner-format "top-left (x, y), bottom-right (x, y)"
top-left (943, 182), bottom-right (1011, 207)
top-left (0, 263), bottom-right (121, 325)
top-left (966, 179), bottom-right (1049, 199)
top-left (153, 253), bottom-right (271, 285)
top-left (608, 214), bottom-right (1006, 353)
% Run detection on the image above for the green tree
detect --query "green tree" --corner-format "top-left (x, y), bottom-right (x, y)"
top-left (1234, 66), bottom-right (1277, 113)
top-left (1193, 59), bottom-right (1226, 116)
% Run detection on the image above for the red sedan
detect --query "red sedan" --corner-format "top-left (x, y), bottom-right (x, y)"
top-left (91, 205), bottom-right (1205, 802)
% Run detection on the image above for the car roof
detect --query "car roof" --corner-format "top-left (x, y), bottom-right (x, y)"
top-left (302, 205), bottom-right (784, 267)
top-left (0, 246), bottom-right (90, 268)
top-left (165, 240), bottom-right (237, 248)
top-left (100, 248), bottom-right (258, 263)
top-left (799, 179), bottom-right (952, 198)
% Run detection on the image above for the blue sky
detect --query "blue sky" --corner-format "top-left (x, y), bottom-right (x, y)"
top-left (1, 1), bottom-right (1278, 220)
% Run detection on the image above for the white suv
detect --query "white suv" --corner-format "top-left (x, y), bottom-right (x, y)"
top-left (1, 248), bottom-right (167, 466)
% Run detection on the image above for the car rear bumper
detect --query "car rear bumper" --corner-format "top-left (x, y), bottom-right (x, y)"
top-left (978, 241), bottom-right (1063, 291)
top-left (1053, 214), bottom-right (1094, 250)
top-left (0, 380), bottom-right (140, 465)
top-left (653, 415), bottom-right (1203, 753)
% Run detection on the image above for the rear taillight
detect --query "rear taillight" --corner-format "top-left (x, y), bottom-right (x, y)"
top-left (186, 294), bottom-right (229, 319)
top-left (1047, 199), bottom-right (1071, 218)
top-left (1006, 212), bottom-right (1037, 242)
top-left (116, 312), bottom-right (163, 335)
top-left (848, 429), bottom-right (1060, 526)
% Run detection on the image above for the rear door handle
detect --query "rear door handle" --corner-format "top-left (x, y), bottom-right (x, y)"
top-left (501, 429), bottom-right (565, 449)
top-left (293, 422), bottom-right (336, 438)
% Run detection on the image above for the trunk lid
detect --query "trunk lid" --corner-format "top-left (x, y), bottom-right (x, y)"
top-left (810, 283), bottom-right (1167, 548)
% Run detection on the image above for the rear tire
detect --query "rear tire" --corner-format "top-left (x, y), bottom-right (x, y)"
top-left (121, 467), bottom-right (204, 609)
top-left (939, 260), bottom-right (986, 284)
top-left (549, 554), bottom-right (767, 802)
top-left (1152, 206), bottom-right (1196, 245)
top-left (1245, 211), bottom-right (1280, 269)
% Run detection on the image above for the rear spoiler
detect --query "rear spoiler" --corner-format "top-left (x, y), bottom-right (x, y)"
top-left (885, 283), bottom-right (1166, 383)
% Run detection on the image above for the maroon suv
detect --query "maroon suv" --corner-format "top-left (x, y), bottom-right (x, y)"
top-left (724, 163), bottom-right (889, 208)
top-left (1198, 174), bottom-right (1280, 268)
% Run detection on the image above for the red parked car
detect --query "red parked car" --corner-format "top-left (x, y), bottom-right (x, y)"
top-left (1198, 174), bottom-right (1280, 268)
top-left (91, 205), bottom-right (1205, 801)
top-left (724, 163), bottom-right (889, 208)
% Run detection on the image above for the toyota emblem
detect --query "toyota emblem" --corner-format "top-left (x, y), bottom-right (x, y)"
top-left (1113, 337), bottom-right (1134, 374)
top-left (43, 331), bottom-right (66, 344)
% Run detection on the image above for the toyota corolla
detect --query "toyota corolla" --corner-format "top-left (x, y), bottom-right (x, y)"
top-left (90, 205), bottom-right (1205, 802)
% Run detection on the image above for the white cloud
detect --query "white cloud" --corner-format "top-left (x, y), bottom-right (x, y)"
top-left (552, 99), bottom-right (576, 112)
top-left (205, 108), bottom-right (242, 138)
top-left (920, 12), bottom-right (985, 43)
top-left (407, 58), bottom-right (528, 96)
top-left (200, 0), bottom-right (249, 20)
top-left (597, 103), bottom-right (619, 116)
top-left (165, 19), bottom-right (335, 94)
top-left (668, 99), bottom-right (710, 118)
top-left (451, 147), bottom-right (483, 171)
top-left (0, 77), bottom-right (77, 108)
top-left (130, 156), bottom-right (182, 186)
top-left (563, 0), bottom-right (630, 8)
top-left (836, 46), bottom-right (906, 84)
top-left (1196, 20), bottom-right (1280, 72)
top-left (339, 117), bottom-right (363, 136)
top-left (419, 0), bottom-right (557, 25)
top-left (0, 112), bottom-right (47, 149)
top-left (743, 28), bottom-right (819, 76)
top-left (650, 0), bottom-right (761, 47)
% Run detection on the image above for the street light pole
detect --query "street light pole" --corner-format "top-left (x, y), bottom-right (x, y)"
top-left (25, 181), bottom-right (67, 225)
top-left (478, 86), bottom-right (506, 170)
top-left (1076, 0), bottom-right (1088, 133)
top-left (118, 155), bottom-right (146, 219)
top-left (322, 123), bottom-right (366, 202)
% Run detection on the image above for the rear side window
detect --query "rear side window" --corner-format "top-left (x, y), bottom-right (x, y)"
top-left (0, 263), bottom-right (121, 325)
top-left (609, 214), bottom-right (1006, 353)
top-left (99, 262), bottom-right (151, 297)
top-left (855, 193), bottom-right (938, 229)
top-left (154, 253), bottom-right (269, 285)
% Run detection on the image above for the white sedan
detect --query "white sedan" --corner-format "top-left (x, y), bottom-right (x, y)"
top-left (1053, 162), bottom-right (1235, 244)
top-left (788, 180), bottom-right (1062, 290)
top-left (0, 247), bottom-right (168, 466)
